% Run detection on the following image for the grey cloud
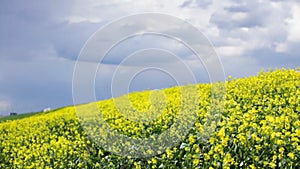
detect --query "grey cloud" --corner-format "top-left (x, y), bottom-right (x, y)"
top-left (210, 0), bottom-right (291, 30)
top-left (0, 0), bottom-right (103, 62)
top-left (180, 0), bottom-right (212, 8)
top-left (0, 19), bottom-right (100, 61)
top-left (100, 34), bottom-right (193, 65)
top-left (195, 0), bottom-right (212, 8)
top-left (180, 0), bottom-right (193, 8)
top-left (207, 0), bottom-right (298, 81)
top-left (210, 8), bottom-right (264, 30)
top-left (51, 22), bottom-right (103, 60)
top-left (224, 5), bottom-right (250, 13)
top-left (77, 14), bottom-right (212, 65)
top-left (248, 47), bottom-right (300, 68)
top-left (209, 0), bottom-right (292, 53)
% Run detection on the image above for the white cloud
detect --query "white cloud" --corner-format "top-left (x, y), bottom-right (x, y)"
top-left (216, 46), bottom-right (244, 57)
top-left (286, 3), bottom-right (300, 42)
top-left (66, 16), bottom-right (103, 24)
top-left (275, 42), bottom-right (288, 53)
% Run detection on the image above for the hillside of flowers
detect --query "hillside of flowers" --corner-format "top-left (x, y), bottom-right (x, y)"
top-left (0, 68), bottom-right (299, 168)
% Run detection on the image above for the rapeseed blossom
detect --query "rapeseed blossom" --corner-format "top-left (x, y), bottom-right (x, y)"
top-left (0, 68), bottom-right (299, 168)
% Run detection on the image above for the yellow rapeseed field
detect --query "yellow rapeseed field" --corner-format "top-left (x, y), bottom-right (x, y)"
top-left (0, 68), bottom-right (299, 168)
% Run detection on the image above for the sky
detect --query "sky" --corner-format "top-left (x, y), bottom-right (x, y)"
top-left (0, 0), bottom-right (299, 115)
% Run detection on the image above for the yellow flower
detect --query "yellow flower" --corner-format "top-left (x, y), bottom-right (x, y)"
top-left (134, 162), bottom-right (141, 169)
top-left (193, 159), bottom-right (200, 166)
top-left (77, 163), bottom-right (83, 168)
top-left (195, 147), bottom-right (201, 153)
top-left (269, 162), bottom-right (276, 169)
top-left (279, 147), bottom-right (285, 153)
top-left (166, 148), bottom-right (174, 159)
top-left (151, 158), bottom-right (157, 165)
top-left (288, 152), bottom-right (295, 160)
top-left (255, 145), bottom-right (262, 151)
top-left (249, 164), bottom-right (256, 169)
top-left (204, 153), bottom-right (210, 161)
top-left (218, 128), bottom-right (226, 138)
top-left (188, 135), bottom-right (196, 144)
top-left (95, 163), bottom-right (100, 168)
top-left (223, 153), bottom-right (234, 165)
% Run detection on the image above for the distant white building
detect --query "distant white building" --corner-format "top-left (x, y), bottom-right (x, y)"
top-left (43, 108), bottom-right (51, 112)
